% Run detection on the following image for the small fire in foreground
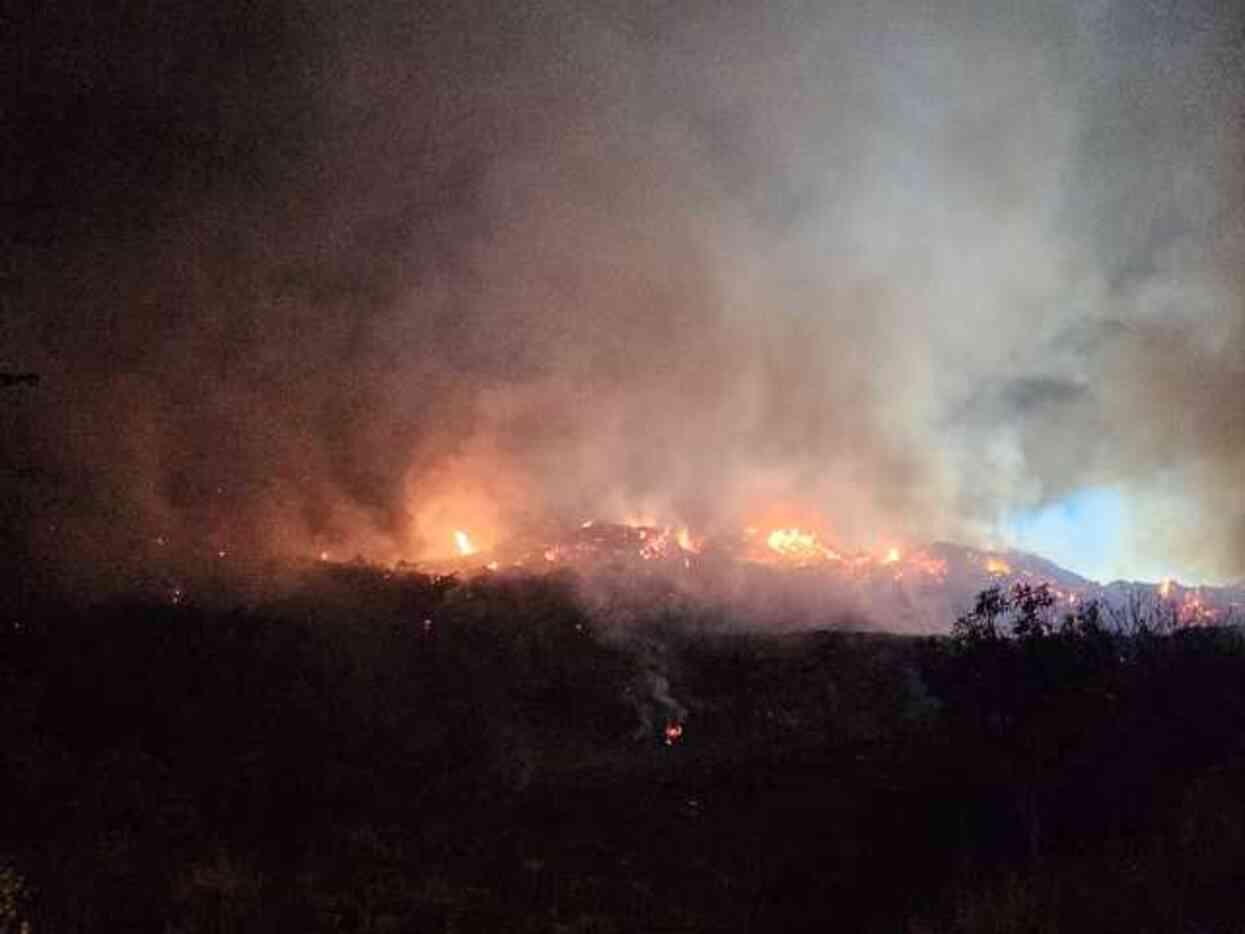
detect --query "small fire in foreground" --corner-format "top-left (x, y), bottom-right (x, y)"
top-left (664, 721), bottom-right (684, 746)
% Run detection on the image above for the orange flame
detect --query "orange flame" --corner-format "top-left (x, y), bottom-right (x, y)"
top-left (984, 556), bottom-right (1012, 576)
top-left (765, 528), bottom-right (841, 562)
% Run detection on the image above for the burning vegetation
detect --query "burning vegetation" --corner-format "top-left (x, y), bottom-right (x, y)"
top-left (764, 527), bottom-right (842, 564)
top-left (432, 513), bottom-right (925, 582)
top-left (134, 507), bottom-right (1243, 634)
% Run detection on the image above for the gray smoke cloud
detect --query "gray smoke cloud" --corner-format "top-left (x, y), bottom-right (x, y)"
top-left (4, 0), bottom-right (1243, 593)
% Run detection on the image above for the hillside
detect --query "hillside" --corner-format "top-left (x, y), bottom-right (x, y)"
top-left (420, 520), bottom-right (1245, 633)
top-left (3, 564), bottom-right (1245, 932)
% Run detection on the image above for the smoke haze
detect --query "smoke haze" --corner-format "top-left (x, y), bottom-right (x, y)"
top-left (5, 0), bottom-right (1244, 592)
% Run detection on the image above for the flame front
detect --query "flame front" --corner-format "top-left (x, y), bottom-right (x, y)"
top-left (454, 530), bottom-right (477, 556)
top-left (766, 528), bottom-right (840, 563)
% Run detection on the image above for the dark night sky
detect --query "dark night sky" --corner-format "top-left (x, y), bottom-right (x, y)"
top-left (4, 0), bottom-right (1244, 591)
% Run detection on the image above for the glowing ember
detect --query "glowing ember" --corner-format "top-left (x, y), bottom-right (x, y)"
top-left (664, 721), bottom-right (684, 745)
top-left (453, 530), bottom-right (477, 556)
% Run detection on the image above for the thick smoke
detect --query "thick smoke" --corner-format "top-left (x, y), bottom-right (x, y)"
top-left (4, 0), bottom-right (1243, 593)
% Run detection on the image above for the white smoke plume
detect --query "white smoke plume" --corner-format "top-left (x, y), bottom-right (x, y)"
top-left (4, 0), bottom-right (1243, 594)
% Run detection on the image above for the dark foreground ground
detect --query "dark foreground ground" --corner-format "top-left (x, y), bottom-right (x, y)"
top-left (3, 565), bottom-right (1244, 932)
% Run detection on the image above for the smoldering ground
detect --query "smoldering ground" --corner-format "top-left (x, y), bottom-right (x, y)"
top-left (4, 0), bottom-right (1243, 597)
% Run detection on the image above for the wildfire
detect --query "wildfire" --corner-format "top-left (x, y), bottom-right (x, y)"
top-left (453, 530), bottom-right (477, 556)
top-left (984, 556), bottom-right (1012, 576)
top-left (676, 527), bottom-right (701, 554)
top-left (1147, 578), bottom-right (1221, 625)
top-left (623, 513), bottom-right (661, 529)
top-left (882, 547), bottom-right (902, 565)
top-left (1174, 587), bottom-right (1219, 625)
top-left (765, 528), bottom-right (841, 563)
top-left (638, 526), bottom-right (673, 560)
